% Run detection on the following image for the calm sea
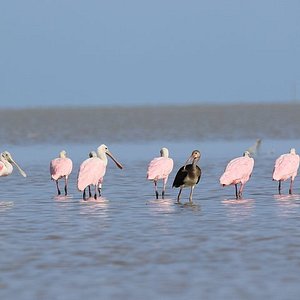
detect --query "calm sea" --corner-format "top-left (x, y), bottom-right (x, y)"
top-left (1, 104), bottom-right (300, 300)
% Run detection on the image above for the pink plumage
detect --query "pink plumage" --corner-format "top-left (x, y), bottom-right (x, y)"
top-left (147, 147), bottom-right (173, 199)
top-left (147, 157), bottom-right (174, 180)
top-left (50, 150), bottom-right (73, 196)
top-left (272, 148), bottom-right (299, 194)
top-left (77, 144), bottom-right (123, 200)
top-left (77, 157), bottom-right (106, 191)
top-left (220, 151), bottom-right (254, 199)
top-left (50, 158), bottom-right (73, 180)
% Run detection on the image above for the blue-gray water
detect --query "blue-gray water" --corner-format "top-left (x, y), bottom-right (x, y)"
top-left (1, 105), bottom-right (300, 299)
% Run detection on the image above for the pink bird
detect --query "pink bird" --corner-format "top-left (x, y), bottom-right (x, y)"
top-left (272, 148), bottom-right (300, 194)
top-left (50, 150), bottom-right (73, 196)
top-left (147, 147), bottom-right (174, 199)
top-left (77, 144), bottom-right (123, 200)
top-left (220, 151), bottom-right (254, 199)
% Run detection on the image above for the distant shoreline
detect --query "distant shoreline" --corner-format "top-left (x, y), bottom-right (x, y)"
top-left (1, 103), bottom-right (300, 145)
top-left (0, 101), bottom-right (299, 112)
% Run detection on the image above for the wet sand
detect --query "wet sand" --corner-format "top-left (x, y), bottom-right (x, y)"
top-left (1, 103), bottom-right (300, 145)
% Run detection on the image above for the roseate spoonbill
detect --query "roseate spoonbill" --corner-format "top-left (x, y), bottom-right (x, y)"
top-left (272, 148), bottom-right (300, 194)
top-left (77, 144), bottom-right (123, 200)
top-left (172, 150), bottom-right (201, 202)
top-left (50, 150), bottom-right (73, 196)
top-left (220, 151), bottom-right (254, 199)
top-left (0, 151), bottom-right (27, 178)
top-left (147, 147), bottom-right (174, 199)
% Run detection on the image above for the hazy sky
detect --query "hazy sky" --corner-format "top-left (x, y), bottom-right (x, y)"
top-left (1, 0), bottom-right (300, 108)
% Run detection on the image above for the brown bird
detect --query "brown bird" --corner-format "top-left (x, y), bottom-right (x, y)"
top-left (172, 150), bottom-right (202, 202)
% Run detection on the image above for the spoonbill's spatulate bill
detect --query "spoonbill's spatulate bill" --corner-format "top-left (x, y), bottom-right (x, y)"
top-left (50, 150), bottom-right (73, 196)
top-left (172, 150), bottom-right (201, 202)
top-left (0, 151), bottom-right (27, 178)
top-left (147, 147), bottom-right (174, 199)
top-left (220, 151), bottom-right (254, 199)
top-left (272, 148), bottom-right (300, 195)
top-left (77, 144), bottom-right (123, 200)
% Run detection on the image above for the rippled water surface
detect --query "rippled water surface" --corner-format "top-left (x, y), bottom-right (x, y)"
top-left (1, 139), bottom-right (300, 299)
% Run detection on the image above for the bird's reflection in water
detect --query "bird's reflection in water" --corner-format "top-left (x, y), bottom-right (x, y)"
top-left (0, 201), bottom-right (14, 212)
top-left (222, 198), bottom-right (255, 220)
top-left (79, 197), bottom-right (109, 216)
top-left (54, 195), bottom-right (73, 201)
top-left (274, 194), bottom-right (300, 217)
top-left (175, 200), bottom-right (201, 211)
top-left (146, 198), bottom-right (175, 214)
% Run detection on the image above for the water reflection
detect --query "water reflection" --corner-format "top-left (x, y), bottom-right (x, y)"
top-left (274, 194), bottom-right (300, 217)
top-left (79, 197), bottom-right (109, 215)
top-left (222, 198), bottom-right (255, 220)
top-left (54, 195), bottom-right (73, 201)
top-left (146, 198), bottom-right (175, 214)
top-left (175, 200), bottom-right (201, 211)
top-left (0, 201), bottom-right (14, 212)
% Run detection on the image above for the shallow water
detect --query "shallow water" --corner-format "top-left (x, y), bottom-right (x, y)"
top-left (1, 139), bottom-right (300, 299)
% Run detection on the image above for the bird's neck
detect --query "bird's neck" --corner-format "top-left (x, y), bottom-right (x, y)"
top-left (98, 153), bottom-right (108, 166)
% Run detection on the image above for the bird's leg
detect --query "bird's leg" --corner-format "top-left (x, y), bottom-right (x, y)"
top-left (177, 187), bottom-right (183, 202)
top-left (154, 181), bottom-right (159, 199)
top-left (88, 186), bottom-right (92, 198)
top-left (289, 179), bottom-right (294, 195)
top-left (238, 183), bottom-right (244, 199)
top-left (64, 176), bottom-right (68, 196)
top-left (83, 189), bottom-right (87, 200)
top-left (56, 180), bottom-right (61, 196)
top-left (235, 184), bottom-right (238, 199)
top-left (189, 185), bottom-right (195, 202)
top-left (98, 183), bottom-right (102, 197)
top-left (162, 178), bottom-right (167, 199)
top-left (278, 180), bottom-right (282, 195)
top-left (94, 185), bottom-right (98, 200)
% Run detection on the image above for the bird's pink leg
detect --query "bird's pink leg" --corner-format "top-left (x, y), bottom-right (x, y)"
top-left (154, 180), bottom-right (159, 199)
top-left (56, 180), bottom-right (61, 196)
top-left (289, 179), bottom-right (294, 195)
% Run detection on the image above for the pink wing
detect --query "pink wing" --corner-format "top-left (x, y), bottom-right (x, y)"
top-left (273, 154), bottom-right (300, 181)
top-left (77, 157), bottom-right (105, 191)
top-left (220, 156), bottom-right (254, 185)
top-left (50, 158), bottom-right (73, 180)
top-left (147, 157), bottom-right (174, 180)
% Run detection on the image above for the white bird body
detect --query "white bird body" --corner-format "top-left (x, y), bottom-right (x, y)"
top-left (0, 151), bottom-right (26, 178)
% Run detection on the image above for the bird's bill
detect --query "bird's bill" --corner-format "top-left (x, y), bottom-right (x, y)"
top-left (183, 154), bottom-right (193, 169)
top-left (8, 155), bottom-right (27, 177)
top-left (106, 151), bottom-right (123, 169)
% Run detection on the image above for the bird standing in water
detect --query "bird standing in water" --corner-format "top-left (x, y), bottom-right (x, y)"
top-left (172, 150), bottom-right (201, 202)
top-left (147, 147), bottom-right (174, 199)
top-left (220, 151), bottom-right (254, 199)
top-left (77, 144), bottom-right (123, 200)
top-left (50, 150), bottom-right (73, 196)
top-left (0, 151), bottom-right (27, 178)
top-left (272, 148), bottom-right (300, 195)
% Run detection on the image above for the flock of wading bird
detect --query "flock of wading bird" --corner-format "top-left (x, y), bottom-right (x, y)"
top-left (0, 139), bottom-right (299, 201)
